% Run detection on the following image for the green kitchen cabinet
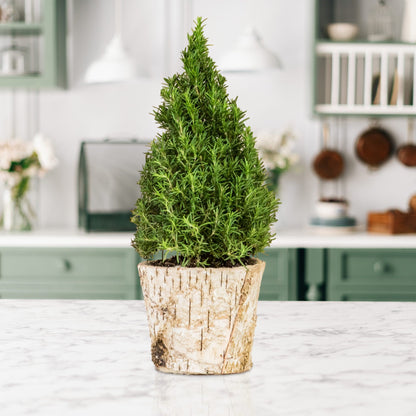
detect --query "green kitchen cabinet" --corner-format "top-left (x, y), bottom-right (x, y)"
top-left (132, 247), bottom-right (298, 301)
top-left (327, 248), bottom-right (416, 301)
top-left (0, 0), bottom-right (66, 88)
top-left (0, 246), bottom-right (297, 301)
top-left (305, 248), bottom-right (326, 301)
top-left (4, 245), bottom-right (414, 302)
top-left (0, 247), bottom-right (141, 299)
top-left (135, 247), bottom-right (298, 301)
top-left (257, 248), bottom-right (298, 300)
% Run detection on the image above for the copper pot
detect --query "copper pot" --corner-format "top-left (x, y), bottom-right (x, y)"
top-left (409, 194), bottom-right (416, 213)
top-left (313, 123), bottom-right (344, 180)
top-left (355, 125), bottom-right (394, 168)
top-left (397, 119), bottom-right (416, 167)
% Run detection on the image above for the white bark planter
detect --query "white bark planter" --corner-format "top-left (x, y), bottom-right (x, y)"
top-left (138, 258), bottom-right (265, 375)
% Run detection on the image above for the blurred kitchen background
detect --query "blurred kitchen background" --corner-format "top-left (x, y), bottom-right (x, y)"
top-left (2, 0), bottom-right (416, 302)
top-left (0, 0), bottom-right (414, 231)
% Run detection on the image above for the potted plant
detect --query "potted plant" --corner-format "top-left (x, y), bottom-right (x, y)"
top-left (131, 17), bottom-right (279, 375)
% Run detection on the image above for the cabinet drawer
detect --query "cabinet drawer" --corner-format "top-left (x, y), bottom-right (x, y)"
top-left (0, 248), bottom-right (137, 285)
top-left (329, 249), bottom-right (416, 286)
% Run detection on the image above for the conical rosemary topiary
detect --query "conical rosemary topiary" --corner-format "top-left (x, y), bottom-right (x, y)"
top-left (131, 17), bottom-right (279, 267)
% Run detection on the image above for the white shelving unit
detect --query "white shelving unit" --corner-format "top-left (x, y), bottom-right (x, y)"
top-left (315, 42), bottom-right (416, 116)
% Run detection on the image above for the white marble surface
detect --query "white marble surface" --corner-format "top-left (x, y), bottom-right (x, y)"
top-left (1, 228), bottom-right (416, 248)
top-left (1, 300), bottom-right (416, 416)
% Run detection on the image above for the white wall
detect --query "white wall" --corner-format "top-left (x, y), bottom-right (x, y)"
top-left (1, 0), bottom-right (414, 230)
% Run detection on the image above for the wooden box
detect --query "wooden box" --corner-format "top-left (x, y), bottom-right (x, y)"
top-left (367, 210), bottom-right (416, 234)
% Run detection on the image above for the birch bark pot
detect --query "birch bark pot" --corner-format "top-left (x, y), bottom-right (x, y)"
top-left (138, 258), bottom-right (265, 375)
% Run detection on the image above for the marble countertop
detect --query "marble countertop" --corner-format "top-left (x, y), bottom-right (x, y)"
top-left (1, 300), bottom-right (415, 416)
top-left (1, 228), bottom-right (416, 248)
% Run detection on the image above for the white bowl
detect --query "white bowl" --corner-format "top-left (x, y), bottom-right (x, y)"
top-left (327, 23), bottom-right (359, 41)
top-left (315, 199), bottom-right (349, 219)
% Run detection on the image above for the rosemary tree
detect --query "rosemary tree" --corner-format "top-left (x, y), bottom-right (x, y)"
top-left (131, 17), bottom-right (279, 267)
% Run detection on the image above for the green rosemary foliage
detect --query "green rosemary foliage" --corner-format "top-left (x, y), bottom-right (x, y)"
top-left (131, 17), bottom-right (279, 267)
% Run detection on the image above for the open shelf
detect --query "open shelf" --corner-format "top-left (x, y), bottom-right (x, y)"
top-left (312, 0), bottom-right (416, 117)
top-left (315, 42), bottom-right (416, 116)
top-left (0, 22), bottom-right (42, 36)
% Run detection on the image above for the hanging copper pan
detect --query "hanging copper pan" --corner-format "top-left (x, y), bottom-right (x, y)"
top-left (313, 122), bottom-right (344, 180)
top-left (397, 119), bottom-right (416, 167)
top-left (409, 194), bottom-right (416, 213)
top-left (355, 125), bottom-right (394, 168)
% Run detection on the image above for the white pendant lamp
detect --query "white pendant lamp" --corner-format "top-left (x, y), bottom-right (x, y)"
top-left (84, 0), bottom-right (136, 83)
top-left (219, 26), bottom-right (281, 73)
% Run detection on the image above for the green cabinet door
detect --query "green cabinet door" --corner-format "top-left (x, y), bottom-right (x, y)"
top-left (257, 248), bottom-right (298, 300)
top-left (327, 248), bottom-right (416, 301)
top-left (305, 248), bottom-right (325, 301)
top-left (0, 246), bottom-right (301, 301)
top-left (0, 247), bottom-right (141, 300)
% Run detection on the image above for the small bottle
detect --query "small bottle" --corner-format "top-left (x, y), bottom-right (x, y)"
top-left (368, 0), bottom-right (393, 41)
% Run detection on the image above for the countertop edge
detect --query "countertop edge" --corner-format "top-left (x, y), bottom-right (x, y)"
top-left (1, 228), bottom-right (416, 248)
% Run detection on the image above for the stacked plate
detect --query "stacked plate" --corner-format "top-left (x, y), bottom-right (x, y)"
top-left (310, 199), bottom-right (357, 233)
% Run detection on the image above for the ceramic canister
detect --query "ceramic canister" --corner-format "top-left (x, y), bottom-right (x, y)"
top-left (402, 0), bottom-right (416, 42)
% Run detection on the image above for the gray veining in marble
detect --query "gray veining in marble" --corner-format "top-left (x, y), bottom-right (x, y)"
top-left (1, 300), bottom-right (416, 416)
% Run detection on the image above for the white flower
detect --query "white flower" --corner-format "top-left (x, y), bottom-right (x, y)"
top-left (0, 171), bottom-right (20, 184)
top-left (255, 128), bottom-right (299, 173)
top-left (255, 130), bottom-right (275, 150)
top-left (274, 155), bottom-right (287, 169)
top-left (33, 133), bottom-right (58, 171)
top-left (288, 153), bottom-right (300, 165)
top-left (0, 140), bottom-right (32, 170)
top-left (0, 136), bottom-right (57, 186)
top-left (261, 158), bottom-right (274, 170)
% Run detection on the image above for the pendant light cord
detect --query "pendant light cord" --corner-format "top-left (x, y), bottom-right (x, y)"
top-left (114, 0), bottom-right (121, 36)
top-left (164, 0), bottom-right (171, 75)
top-left (35, 90), bottom-right (40, 134)
top-left (247, 0), bottom-right (255, 27)
top-left (183, 0), bottom-right (193, 39)
top-left (27, 89), bottom-right (30, 139)
top-left (11, 89), bottom-right (16, 138)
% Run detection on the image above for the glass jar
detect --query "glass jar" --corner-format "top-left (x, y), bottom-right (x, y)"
top-left (368, 0), bottom-right (393, 41)
top-left (0, 44), bottom-right (28, 75)
top-left (1, 175), bottom-right (36, 231)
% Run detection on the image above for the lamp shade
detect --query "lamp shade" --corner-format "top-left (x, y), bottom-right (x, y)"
top-left (219, 27), bottom-right (281, 73)
top-left (84, 34), bottom-right (137, 83)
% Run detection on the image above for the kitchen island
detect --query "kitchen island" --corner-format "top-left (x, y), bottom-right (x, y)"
top-left (1, 300), bottom-right (415, 415)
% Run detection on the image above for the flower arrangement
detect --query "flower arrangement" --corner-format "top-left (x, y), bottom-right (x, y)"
top-left (0, 134), bottom-right (58, 231)
top-left (255, 129), bottom-right (299, 193)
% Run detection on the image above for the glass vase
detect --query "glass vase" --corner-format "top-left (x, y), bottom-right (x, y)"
top-left (266, 168), bottom-right (280, 196)
top-left (1, 175), bottom-right (36, 231)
